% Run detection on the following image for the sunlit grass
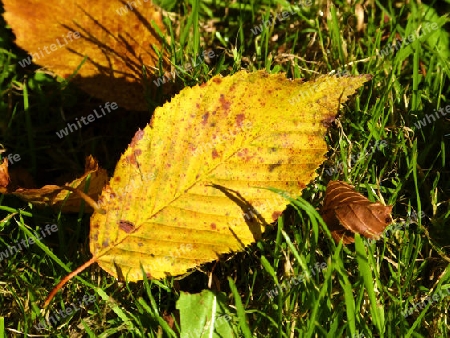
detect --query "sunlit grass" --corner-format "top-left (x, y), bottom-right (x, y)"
top-left (0, 0), bottom-right (449, 336)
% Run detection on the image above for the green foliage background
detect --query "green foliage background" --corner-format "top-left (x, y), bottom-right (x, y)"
top-left (0, 0), bottom-right (449, 337)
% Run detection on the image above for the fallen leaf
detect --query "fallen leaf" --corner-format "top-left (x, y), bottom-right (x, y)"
top-left (45, 70), bottom-right (371, 306)
top-left (1, 156), bottom-right (108, 213)
top-left (0, 159), bottom-right (9, 189)
top-left (321, 180), bottom-right (393, 244)
top-left (3, 0), bottom-right (168, 111)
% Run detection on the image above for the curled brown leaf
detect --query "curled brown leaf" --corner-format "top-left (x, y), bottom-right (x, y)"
top-left (321, 180), bottom-right (393, 244)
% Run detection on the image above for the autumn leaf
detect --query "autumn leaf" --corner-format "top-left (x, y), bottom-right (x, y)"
top-left (45, 70), bottom-right (371, 306)
top-left (3, 0), bottom-right (168, 111)
top-left (0, 159), bottom-right (9, 189)
top-left (0, 156), bottom-right (108, 213)
top-left (321, 180), bottom-right (393, 244)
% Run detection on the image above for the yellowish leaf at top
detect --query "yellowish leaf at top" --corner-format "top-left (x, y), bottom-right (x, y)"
top-left (3, 0), bottom-right (167, 111)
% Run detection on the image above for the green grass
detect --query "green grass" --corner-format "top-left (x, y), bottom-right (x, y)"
top-left (1, 0), bottom-right (450, 336)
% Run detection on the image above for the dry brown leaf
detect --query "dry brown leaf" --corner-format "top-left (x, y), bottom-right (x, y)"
top-left (1, 156), bottom-right (108, 213)
top-left (321, 180), bottom-right (393, 244)
top-left (0, 159), bottom-right (10, 189)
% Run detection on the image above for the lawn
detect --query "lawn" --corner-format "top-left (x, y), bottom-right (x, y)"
top-left (0, 0), bottom-right (450, 337)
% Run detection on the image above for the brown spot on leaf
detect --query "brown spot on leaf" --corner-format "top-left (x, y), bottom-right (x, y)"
top-left (130, 129), bottom-right (144, 147)
top-left (119, 220), bottom-right (136, 233)
top-left (202, 112), bottom-right (209, 126)
top-left (271, 211), bottom-right (282, 221)
top-left (236, 114), bottom-right (245, 128)
top-left (211, 223), bottom-right (217, 230)
top-left (238, 148), bottom-right (248, 157)
top-left (134, 149), bottom-right (142, 156)
top-left (268, 161), bottom-right (282, 172)
top-left (322, 115), bottom-right (336, 128)
top-left (102, 239), bottom-right (109, 248)
top-left (212, 149), bottom-right (219, 159)
top-left (237, 148), bottom-right (254, 162)
top-left (219, 94), bottom-right (231, 111)
top-left (213, 78), bottom-right (222, 84)
top-left (297, 182), bottom-right (306, 189)
top-left (126, 155), bottom-right (137, 165)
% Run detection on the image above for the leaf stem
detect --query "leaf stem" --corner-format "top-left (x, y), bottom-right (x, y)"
top-left (62, 185), bottom-right (106, 214)
top-left (43, 257), bottom-right (97, 308)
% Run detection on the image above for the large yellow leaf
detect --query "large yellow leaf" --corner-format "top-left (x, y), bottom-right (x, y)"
top-left (3, 0), bottom-right (167, 111)
top-left (88, 70), bottom-right (371, 281)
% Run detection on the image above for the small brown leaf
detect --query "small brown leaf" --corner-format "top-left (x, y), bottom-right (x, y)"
top-left (0, 159), bottom-right (10, 189)
top-left (0, 155), bottom-right (108, 213)
top-left (321, 180), bottom-right (393, 244)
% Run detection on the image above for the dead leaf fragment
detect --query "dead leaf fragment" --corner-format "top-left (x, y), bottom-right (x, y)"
top-left (0, 159), bottom-right (10, 189)
top-left (321, 180), bottom-right (393, 244)
top-left (1, 156), bottom-right (108, 213)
